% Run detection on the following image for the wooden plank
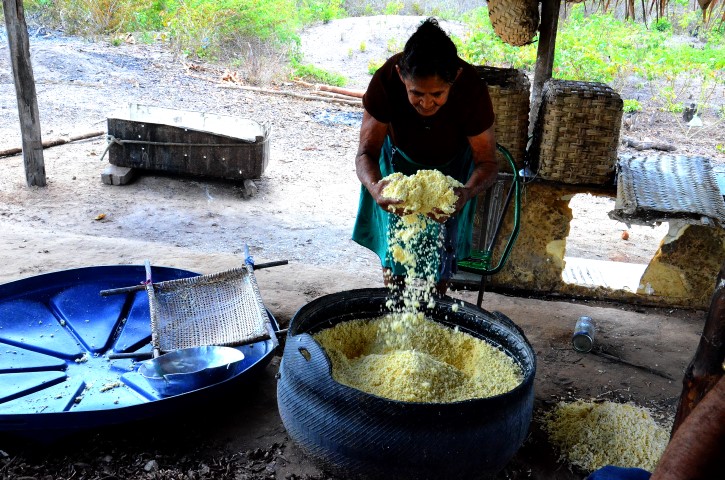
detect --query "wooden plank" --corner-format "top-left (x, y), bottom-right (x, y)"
top-left (0, 130), bottom-right (105, 158)
top-left (2, 0), bottom-right (46, 186)
top-left (529, 0), bottom-right (562, 136)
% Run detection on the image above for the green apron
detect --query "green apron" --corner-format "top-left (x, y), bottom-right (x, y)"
top-left (352, 136), bottom-right (477, 279)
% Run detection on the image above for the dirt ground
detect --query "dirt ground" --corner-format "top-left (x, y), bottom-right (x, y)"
top-left (0, 15), bottom-right (721, 480)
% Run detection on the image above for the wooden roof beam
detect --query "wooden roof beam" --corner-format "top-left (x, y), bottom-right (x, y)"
top-left (529, 0), bottom-right (562, 136)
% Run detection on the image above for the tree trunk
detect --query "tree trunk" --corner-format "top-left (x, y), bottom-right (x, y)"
top-left (671, 260), bottom-right (725, 435)
top-left (2, 0), bottom-right (46, 187)
top-left (652, 376), bottom-right (725, 479)
top-left (627, 0), bottom-right (636, 21)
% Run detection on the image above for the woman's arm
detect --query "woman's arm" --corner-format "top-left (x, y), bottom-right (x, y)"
top-left (355, 110), bottom-right (402, 212)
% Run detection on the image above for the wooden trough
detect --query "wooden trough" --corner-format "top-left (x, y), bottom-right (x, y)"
top-left (106, 103), bottom-right (270, 181)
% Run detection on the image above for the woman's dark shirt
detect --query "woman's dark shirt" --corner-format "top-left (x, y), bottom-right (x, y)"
top-left (363, 52), bottom-right (495, 166)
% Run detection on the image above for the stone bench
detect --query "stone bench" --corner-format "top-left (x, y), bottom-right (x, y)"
top-left (482, 154), bottom-right (725, 309)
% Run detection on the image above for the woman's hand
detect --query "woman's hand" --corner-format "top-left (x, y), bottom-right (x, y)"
top-left (452, 186), bottom-right (473, 214)
top-left (426, 207), bottom-right (449, 223)
top-left (370, 179), bottom-right (405, 215)
top-left (423, 186), bottom-right (471, 223)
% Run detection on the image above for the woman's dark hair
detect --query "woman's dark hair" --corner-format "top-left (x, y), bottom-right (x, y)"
top-left (398, 18), bottom-right (459, 83)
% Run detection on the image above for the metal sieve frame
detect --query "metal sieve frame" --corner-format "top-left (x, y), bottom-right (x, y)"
top-left (147, 263), bottom-right (277, 355)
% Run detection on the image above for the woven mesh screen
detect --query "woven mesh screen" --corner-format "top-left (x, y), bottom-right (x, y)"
top-left (476, 66), bottom-right (530, 174)
top-left (531, 79), bottom-right (623, 185)
top-left (488, 0), bottom-right (539, 47)
top-left (471, 176), bottom-right (510, 251)
top-left (610, 154), bottom-right (725, 227)
top-left (148, 266), bottom-right (273, 352)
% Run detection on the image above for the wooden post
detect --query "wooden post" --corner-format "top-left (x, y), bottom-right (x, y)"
top-left (529, 0), bottom-right (561, 136)
top-left (671, 260), bottom-right (725, 435)
top-left (3, 0), bottom-right (46, 187)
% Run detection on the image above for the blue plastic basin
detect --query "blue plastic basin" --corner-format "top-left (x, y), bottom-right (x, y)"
top-left (0, 265), bottom-right (278, 439)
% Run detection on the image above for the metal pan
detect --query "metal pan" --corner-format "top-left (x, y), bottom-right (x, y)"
top-left (137, 345), bottom-right (245, 397)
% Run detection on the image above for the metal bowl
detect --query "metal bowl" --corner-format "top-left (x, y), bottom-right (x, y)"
top-left (138, 345), bottom-right (245, 397)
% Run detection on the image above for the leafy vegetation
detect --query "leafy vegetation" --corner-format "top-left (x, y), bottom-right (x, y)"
top-left (23, 0), bottom-right (346, 58)
top-left (21, 0), bottom-right (149, 35)
top-left (368, 58), bottom-right (385, 75)
top-left (386, 37), bottom-right (404, 54)
top-left (383, 1), bottom-right (405, 16)
top-left (623, 99), bottom-right (643, 113)
top-left (14, 0), bottom-right (724, 111)
top-left (291, 60), bottom-right (347, 86)
top-left (460, 5), bottom-right (723, 82)
top-left (459, 4), bottom-right (724, 117)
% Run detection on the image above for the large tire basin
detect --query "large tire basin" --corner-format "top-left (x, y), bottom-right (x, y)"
top-left (277, 288), bottom-right (536, 480)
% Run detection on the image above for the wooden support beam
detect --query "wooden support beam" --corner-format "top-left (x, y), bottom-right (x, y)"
top-left (529, 0), bottom-right (561, 136)
top-left (671, 260), bottom-right (725, 434)
top-left (3, 0), bottom-right (46, 187)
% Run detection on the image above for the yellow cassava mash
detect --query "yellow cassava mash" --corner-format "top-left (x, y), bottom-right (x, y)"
top-left (313, 312), bottom-right (522, 403)
top-left (381, 169), bottom-right (463, 216)
top-left (381, 169), bottom-right (462, 296)
top-left (544, 400), bottom-right (670, 472)
top-left (315, 168), bottom-right (522, 403)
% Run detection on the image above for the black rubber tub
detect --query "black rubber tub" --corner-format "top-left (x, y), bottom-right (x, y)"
top-left (277, 288), bottom-right (536, 480)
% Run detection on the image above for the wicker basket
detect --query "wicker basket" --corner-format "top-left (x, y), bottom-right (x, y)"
top-left (476, 66), bottom-right (530, 173)
top-left (531, 79), bottom-right (623, 185)
top-left (488, 0), bottom-right (539, 47)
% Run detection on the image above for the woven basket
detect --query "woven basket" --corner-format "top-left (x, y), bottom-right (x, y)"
top-left (488, 0), bottom-right (539, 47)
top-left (531, 79), bottom-right (623, 185)
top-left (476, 66), bottom-right (530, 173)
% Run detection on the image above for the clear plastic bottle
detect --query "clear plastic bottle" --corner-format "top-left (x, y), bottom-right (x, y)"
top-left (572, 316), bottom-right (596, 353)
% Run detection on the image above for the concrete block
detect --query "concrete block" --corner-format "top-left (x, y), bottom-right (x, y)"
top-left (242, 179), bottom-right (258, 198)
top-left (101, 165), bottom-right (135, 185)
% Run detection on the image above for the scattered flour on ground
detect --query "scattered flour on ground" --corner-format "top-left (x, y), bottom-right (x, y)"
top-left (544, 400), bottom-right (670, 472)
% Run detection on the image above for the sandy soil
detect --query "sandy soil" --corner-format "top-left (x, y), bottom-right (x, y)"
top-left (0, 15), bottom-right (720, 479)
